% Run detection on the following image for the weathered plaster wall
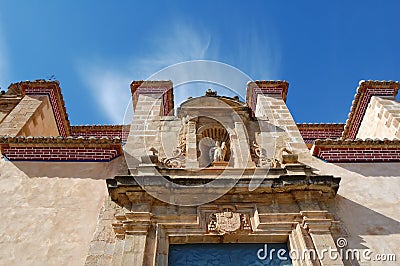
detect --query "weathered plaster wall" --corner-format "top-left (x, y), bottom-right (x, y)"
top-left (308, 159), bottom-right (400, 265)
top-left (0, 157), bottom-right (126, 265)
top-left (357, 96), bottom-right (400, 140)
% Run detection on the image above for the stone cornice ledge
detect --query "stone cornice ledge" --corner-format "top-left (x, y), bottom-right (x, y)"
top-left (107, 174), bottom-right (341, 201)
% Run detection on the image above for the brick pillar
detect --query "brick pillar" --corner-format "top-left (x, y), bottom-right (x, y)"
top-left (246, 81), bottom-right (311, 162)
top-left (343, 80), bottom-right (400, 140)
top-left (246, 81), bottom-right (289, 114)
top-left (125, 81), bottom-right (175, 170)
top-left (130, 80), bottom-right (174, 116)
top-left (18, 80), bottom-right (70, 137)
top-left (1, 79), bottom-right (68, 137)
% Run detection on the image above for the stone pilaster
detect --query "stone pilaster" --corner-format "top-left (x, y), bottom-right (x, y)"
top-left (247, 81), bottom-right (310, 162)
top-left (289, 224), bottom-right (315, 266)
top-left (120, 212), bottom-right (152, 266)
top-left (122, 234), bottom-right (148, 265)
top-left (301, 211), bottom-right (343, 266)
top-left (232, 122), bottom-right (255, 168)
top-left (185, 121), bottom-right (199, 168)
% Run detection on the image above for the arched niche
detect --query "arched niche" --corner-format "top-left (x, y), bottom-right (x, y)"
top-left (196, 117), bottom-right (232, 168)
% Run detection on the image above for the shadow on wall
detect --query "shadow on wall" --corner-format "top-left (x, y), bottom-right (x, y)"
top-left (329, 195), bottom-right (400, 249)
top-left (8, 156), bottom-right (128, 179)
top-left (335, 162), bottom-right (400, 177)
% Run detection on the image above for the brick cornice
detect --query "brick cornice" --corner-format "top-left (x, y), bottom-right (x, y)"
top-left (297, 123), bottom-right (345, 147)
top-left (71, 125), bottom-right (126, 131)
top-left (296, 123), bottom-right (345, 130)
top-left (0, 135), bottom-right (122, 145)
top-left (0, 136), bottom-right (122, 161)
top-left (130, 80), bottom-right (173, 93)
top-left (8, 80), bottom-right (71, 137)
top-left (247, 80), bottom-right (289, 100)
top-left (71, 125), bottom-right (129, 141)
top-left (343, 80), bottom-right (400, 140)
top-left (312, 138), bottom-right (400, 162)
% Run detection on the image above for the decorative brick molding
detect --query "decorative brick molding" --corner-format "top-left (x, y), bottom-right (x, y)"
top-left (130, 80), bottom-right (174, 116)
top-left (343, 80), bottom-right (400, 140)
top-left (0, 136), bottom-right (122, 161)
top-left (8, 80), bottom-right (71, 137)
top-left (312, 138), bottom-right (400, 162)
top-left (246, 80), bottom-right (289, 115)
top-left (71, 125), bottom-right (129, 142)
top-left (297, 123), bottom-right (345, 147)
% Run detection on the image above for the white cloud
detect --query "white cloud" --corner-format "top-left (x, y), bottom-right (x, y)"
top-left (77, 23), bottom-right (212, 124)
top-left (133, 24), bottom-right (211, 75)
top-left (77, 22), bottom-right (280, 124)
top-left (77, 68), bottom-right (132, 124)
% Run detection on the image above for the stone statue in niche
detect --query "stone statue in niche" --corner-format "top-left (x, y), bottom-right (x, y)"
top-left (210, 141), bottom-right (226, 162)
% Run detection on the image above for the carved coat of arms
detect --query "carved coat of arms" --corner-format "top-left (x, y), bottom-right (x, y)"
top-left (207, 209), bottom-right (251, 235)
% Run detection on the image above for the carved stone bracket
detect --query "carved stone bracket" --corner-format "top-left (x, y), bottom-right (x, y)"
top-left (112, 212), bottom-right (153, 239)
top-left (300, 211), bottom-right (335, 234)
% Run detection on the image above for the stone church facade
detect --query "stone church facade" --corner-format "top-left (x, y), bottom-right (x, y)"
top-left (0, 79), bottom-right (399, 265)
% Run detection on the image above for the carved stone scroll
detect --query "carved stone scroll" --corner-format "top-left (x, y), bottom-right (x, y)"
top-left (251, 141), bottom-right (272, 167)
top-left (161, 148), bottom-right (185, 168)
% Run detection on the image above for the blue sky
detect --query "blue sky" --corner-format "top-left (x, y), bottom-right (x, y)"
top-left (0, 1), bottom-right (399, 125)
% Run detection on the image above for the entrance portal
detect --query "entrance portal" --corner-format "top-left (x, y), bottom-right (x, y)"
top-left (168, 243), bottom-right (292, 266)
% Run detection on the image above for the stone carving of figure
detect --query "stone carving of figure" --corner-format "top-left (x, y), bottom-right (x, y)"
top-left (210, 141), bottom-right (226, 162)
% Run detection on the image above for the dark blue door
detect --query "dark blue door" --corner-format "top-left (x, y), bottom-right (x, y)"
top-left (168, 243), bottom-right (292, 266)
